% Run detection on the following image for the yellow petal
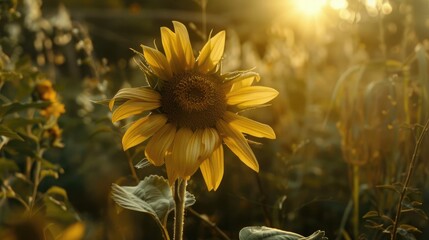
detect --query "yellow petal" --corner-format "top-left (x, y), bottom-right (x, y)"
top-left (172, 21), bottom-right (195, 70)
top-left (142, 46), bottom-right (172, 80)
top-left (216, 119), bottom-right (259, 172)
top-left (109, 87), bottom-right (160, 110)
top-left (226, 86), bottom-right (278, 108)
top-left (165, 152), bottom-right (179, 185)
top-left (197, 31), bottom-right (226, 73)
top-left (145, 123), bottom-right (176, 166)
top-left (122, 114), bottom-right (167, 150)
top-left (184, 129), bottom-right (204, 177)
top-left (161, 27), bottom-right (180, 73)
top-left (200, 144), bottom-right (224, 191)
top-left (222, 72), bottom-right (260, 92)
top-left (223, 111), bottom-right (276, 139)
top-left (112, 100), bottom-right (160, 122)
top-left (198, 128), bottom-right (220, 161)
top-left (169, 128), bottom-right (196, 178)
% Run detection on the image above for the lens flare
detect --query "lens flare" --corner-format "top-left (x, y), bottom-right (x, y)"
top-left (291, 0), bottom-right (327, 16)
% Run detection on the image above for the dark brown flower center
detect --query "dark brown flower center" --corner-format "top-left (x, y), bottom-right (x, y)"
top-left (161, 71), bottom-right (226, 129)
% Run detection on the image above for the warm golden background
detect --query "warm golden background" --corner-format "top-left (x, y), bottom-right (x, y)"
top-left (1, 0), bottom-right (429, 239)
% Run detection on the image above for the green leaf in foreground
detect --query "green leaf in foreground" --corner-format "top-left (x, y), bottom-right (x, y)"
top-left (0, 125), bottom-right (23, 141)
top-left (111, 175), bottom-right (195, 225)
top-left (0, 101), bottom-right (51, 117)
top-left (239, 226), bottom-right (328, 240)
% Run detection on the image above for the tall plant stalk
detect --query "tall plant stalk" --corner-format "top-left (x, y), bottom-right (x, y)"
top-left (174, 178), bottom-right (187, 240)
top-left (391, 118), bottom-right (429, 240)
top-left (352, 164), bottom-right (360, 240)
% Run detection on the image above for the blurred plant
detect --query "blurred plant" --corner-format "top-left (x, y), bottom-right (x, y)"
top-left (332, 1), bottom-right (429, 239)
top-left (0, 2), bottom-right (86, 240)
top-left (0, 49), bottom-right (78, 239)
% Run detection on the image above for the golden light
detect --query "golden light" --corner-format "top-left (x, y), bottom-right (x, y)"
top-left (291, 0), bottom-right (327, 16)
top-left (329, 0), bottom-right (348, 10)
top-left (365, 0), bottom-right (379, 9)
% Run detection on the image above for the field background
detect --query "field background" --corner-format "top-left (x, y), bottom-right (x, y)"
top-left (1, 0), bottom-right (429, 239)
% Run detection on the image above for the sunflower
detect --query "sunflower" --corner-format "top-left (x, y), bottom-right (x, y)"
top-left (110, 21), bottom-right (278, 191)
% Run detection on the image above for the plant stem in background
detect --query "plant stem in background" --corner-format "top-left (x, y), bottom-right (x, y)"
top-left (174, 179), bottom-right (187, 240)
top-left (391, 117), bottom-right (429, 240)
top-left (157, 221), bottom-right (171, 240)
top-left (201, 0), bottom-right (208, 41)
top-left (255, 173), bottom-right (272, 227)
top-left (188, 208), bottom-right (231, 240)
top-left (125, 151), bottom-right (139, 183)
top-left (30, 159), bottom-right (42, 212)
top-left (352, 164), bottom-right (360, 240)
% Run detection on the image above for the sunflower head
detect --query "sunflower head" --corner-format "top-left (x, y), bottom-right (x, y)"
top-left (110, 21), bottom-right (278, 191)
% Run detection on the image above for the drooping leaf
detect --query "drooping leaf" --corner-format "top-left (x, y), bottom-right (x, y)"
top-left (362, 211), bottom-right (379, 219)
top-left (0, 101), bottom-right (51, 117)
top-left (0, 157), bottom-right (19, 177)
top-left (0, 125), bottom-right (23, 141)
top-left (398, 224), bottom-right (422, 233)
top-left (397, 227), bottom-right (417, 240)
top-left (37, 156), bottom-right (65, 174)
top-left (239, 226), bottom-right (327, 240)
top-left (43, 186), bottom-right (76, 223)
top-left (2, 118), bottom-right (45, 130)
top-left (111, 175), bottom-right (195, 225)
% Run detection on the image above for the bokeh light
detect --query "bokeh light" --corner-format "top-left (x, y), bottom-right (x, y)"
top-left (291, 0), bottom-right (327, 16)
top-left (330, 0), bottom-right (348, 10)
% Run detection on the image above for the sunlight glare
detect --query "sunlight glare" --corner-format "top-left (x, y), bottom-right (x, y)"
top-left (365, 0), bottom-right (379, 8)
top-left (291, 0), bottom-right (327, 16)
top-left (329, 0), bottom-right (348, 10)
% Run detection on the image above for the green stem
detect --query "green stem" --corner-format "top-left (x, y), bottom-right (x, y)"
top-left (188, 208), bottom-right (231, 240)
top-left (125, 151), bottom-right (139, 183)
top-left (201, 0), bottom-right (207, 41)
top-left (352, 164), bottom-right (360, 240)
top-left (30, 160), bottom-right (42, 212)
top-left (391, 118), bottom-right (429, 240)
top-left (174, 179), bottom-right (187, 240)
top-left (157, 220), bottom-right (171, 240)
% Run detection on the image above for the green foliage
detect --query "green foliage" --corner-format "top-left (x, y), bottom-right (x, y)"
top-left (111, 175), bottom-right (196, 226)
top-left (239, 226), bottom-right (327, 240)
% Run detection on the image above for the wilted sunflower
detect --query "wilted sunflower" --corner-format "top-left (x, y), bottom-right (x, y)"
top-left (110, 21), bottom-right (278, 191)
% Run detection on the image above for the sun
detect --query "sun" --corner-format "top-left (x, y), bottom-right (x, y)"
top-left (291, 0), bottom-right (327, 16)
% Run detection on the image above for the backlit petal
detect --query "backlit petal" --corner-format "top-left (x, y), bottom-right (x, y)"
top-left (216, 119), bottom-right (259, 172)
top-left (122, 114), bottom-right (167, 150)
top-left (200, 144), bottom-right (224, 191)
top-left (172, 21), bottom-right (195, 70)
top-left (197, 31), bottom-right (226, 73)
top-left (142, 46), bottom-right (172, 80)
top-left (112, 100), bottom-right (160, 122)
top-left (161, 27), bottom-right (180, 73)
top-left (226, 86), bottom-right (278, 108)
top-left (184, 129), bottom-right (204, 177)
top-left (109, 87), bottom-right (160, 110)
top-left (198, 128), bottom-right (220, 161)
top-left (145, 123), bottom-right (176, 166)
top-left (165, 153), bottom-right (179, 185)
top-left (223, 111), bottom-right (276, 139)
top-left (169, 128), bottom-right (200, 179)
top-left (222, 72), bottom-right (260, 92)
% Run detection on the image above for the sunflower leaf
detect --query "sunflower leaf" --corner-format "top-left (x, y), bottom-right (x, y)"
top-left (239, 226), bottom-right (327, 240)
top-left (111, 175), bottom-right (195, 225)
